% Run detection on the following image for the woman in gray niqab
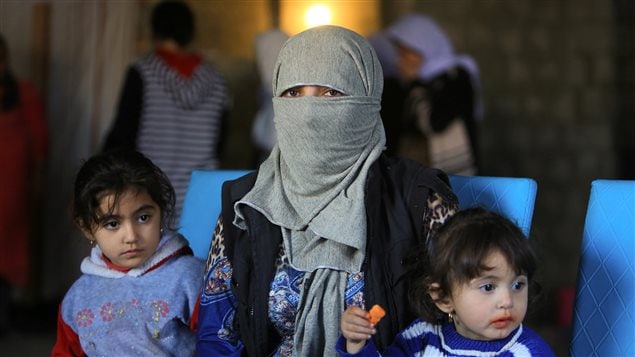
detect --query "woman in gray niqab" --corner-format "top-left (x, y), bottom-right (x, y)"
top-left (195, 24), bottom-right (458, 357)
top-left (234, 25), bottom-right (386, 356)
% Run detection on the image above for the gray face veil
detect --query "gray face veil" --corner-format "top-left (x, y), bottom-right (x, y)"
top-left (233, 25), bottom-right (386, 356)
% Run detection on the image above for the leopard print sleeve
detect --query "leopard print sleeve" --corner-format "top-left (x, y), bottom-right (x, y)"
top-left (423, 191), bottom-right (459, 244)
top-left (202, 215), bottom-right (231, 288)
top-left (197, 215), bottom-right (243, 349)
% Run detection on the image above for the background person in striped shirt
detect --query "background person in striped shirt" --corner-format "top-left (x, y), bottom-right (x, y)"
top-left (103, 0), bottom-right (231, 221)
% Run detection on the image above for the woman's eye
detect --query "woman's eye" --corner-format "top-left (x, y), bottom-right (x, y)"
top-left (479, 283), bottom-right (495, 292)
top-left (138, 214), bottom-right (150, 223)
top-left (325, 89), bottom-right (343, 97)
top-left (282, 89), bottom-right (299, 97)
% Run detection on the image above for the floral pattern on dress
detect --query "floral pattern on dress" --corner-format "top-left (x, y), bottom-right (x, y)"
top-left (205, 258), bottom-right (232, 295)
top-left (151, 300), bottom-right (170, 321)
top-left (269, 246), bottom-right (303, 357)
top-left (75, 308), bottom-right (95, 328)
top-left (268, 244), bottom-right (366, 357)
top-left (218, 307), bottom-right (238, 341)
top-left (74, 299), bottom-right (172, 337)
top-left (99, 302), bottom-right (116, 322)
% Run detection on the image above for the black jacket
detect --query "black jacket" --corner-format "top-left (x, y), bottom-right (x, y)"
top-left (221, 154), bottom-right (457, 356)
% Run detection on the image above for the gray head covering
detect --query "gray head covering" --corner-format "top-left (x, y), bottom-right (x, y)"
top-left (234, 25), bottom-right (386, 356)
top-left (235, 25), bottom-right (385, 270)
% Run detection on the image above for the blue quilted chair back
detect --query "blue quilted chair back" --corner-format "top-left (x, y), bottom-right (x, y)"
top-left (448, 175), bottom-right (538, 237)
top-left (570, 179), bottom-right (635, 356)
top-left (178, 170), bottom-right (252, 259)
top-left (180, 171), bottom-right (538, 259)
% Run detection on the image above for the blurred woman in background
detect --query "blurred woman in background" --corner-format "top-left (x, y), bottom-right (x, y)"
top-left (0, 33), bottom-right (48, 334)
top-left (375, 13), bottom-right (482, 175)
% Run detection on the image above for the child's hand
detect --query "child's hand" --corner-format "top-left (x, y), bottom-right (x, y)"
top-left (340, 306), bottom-right (376, 354)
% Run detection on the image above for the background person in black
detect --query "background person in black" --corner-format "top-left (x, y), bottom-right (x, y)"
top-left (371, 13), bottom-right (482, 175)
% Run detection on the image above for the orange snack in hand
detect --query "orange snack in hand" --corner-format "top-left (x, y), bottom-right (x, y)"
top-left (368, 304), bottom-right (386, 325)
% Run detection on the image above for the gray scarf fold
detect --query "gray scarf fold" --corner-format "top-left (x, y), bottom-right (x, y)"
top-left (234, 25), bottom-right (385, 356)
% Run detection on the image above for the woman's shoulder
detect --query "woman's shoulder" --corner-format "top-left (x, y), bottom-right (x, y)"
top-left (225, 170), bottom-right (259, 200)
top-left (375, 155), bottom-right (455, 201)
top-left (376, 154), bottom-right (428, 177)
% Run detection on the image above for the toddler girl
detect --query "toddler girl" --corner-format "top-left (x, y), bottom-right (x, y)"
top-left (338, 207), bottom-right (554, 356)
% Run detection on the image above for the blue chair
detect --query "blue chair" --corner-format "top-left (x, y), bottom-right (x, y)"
top-left (179, 169), bottom-right (251, 259)
top-left (448, 175), bottom-right (538, 237)
top-left (180, 171), bottom-right (539, 259)
top-left (570, 179), bottom-right (635, 356)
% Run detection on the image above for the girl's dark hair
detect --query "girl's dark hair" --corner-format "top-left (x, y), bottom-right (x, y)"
top-left (408, 207), bottom-right (539, 323)
top-left (0, 33), bottom-right (19, 111)
top-left (151, 0), bottom-right (194, 47)
top-left (72, 149), bottom-right (176, 233)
